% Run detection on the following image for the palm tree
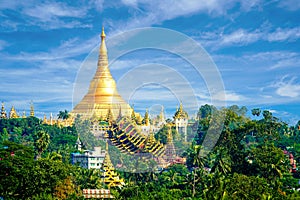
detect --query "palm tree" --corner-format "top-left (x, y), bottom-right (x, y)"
top-left (57, 110), bottom-right (70, 120)
top-left (193, 145), bottom-right (205, 168)
top-left (210, 147), bottom-right (232, 176)
top-left (251, 108), bottom-right (261, 117)
top-left (34, 130), bottom-right (50, 159)
top-left (75, 167), bottom-right (102, 189)
top-left (185, 145), bottom-right (206, 197)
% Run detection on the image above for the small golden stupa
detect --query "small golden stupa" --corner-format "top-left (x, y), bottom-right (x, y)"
top-left (101, 142), bottom-right (125, 188)
top-left (9, 106), bottom-right (19, 119)
top-left (1, 103), bottom-right (7, 119)
top-left (71, 27), bottom-right (133, 119)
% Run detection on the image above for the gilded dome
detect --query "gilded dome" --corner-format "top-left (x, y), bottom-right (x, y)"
top-left (174, 103), bottom-right (188, 119)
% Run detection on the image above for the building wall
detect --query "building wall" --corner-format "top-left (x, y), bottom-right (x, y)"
top-left (72, 147), bottom-right (106, 169)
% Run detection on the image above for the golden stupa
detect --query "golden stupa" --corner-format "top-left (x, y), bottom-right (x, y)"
top-left (71, 28), bottom-right (133, 119)
top-left (101, 142), bottom-right (125, 188)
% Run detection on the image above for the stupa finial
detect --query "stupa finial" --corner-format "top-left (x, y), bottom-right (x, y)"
top-left (101, 26), bottom-right (106, 40)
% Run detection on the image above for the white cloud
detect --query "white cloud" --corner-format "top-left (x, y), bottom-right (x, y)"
top-left (212, 90), bottom-right (245, 102)
top-left (0, 40), bottom-right (8, 51)
top-left (219, 29), bottom-right (261, 46)
top-left (0, 35), bottom-right (98, 61)
top-left (276, 83), bottom-right (300, 98)
top-left (0, 1), bottom-right (95, 30)
top-left (90, 0), bottom-right (105, 11)
top-left (243, 51), bottom-right (298, 61)
top-left (268, 109), bottom-right (277, 114)
top-left (122, 0), bottom-right (138, 7)
top-left (278, 0), bottom-right (300, 11)
top-left (112, 0), bottom-right (262, 31)
top-left (23, 2), bottom-right (87, 21)
top-left (198, 26), bottom-right (300, 50)
top-left (267, 27), bottom-right (300, 42)
top-left (238, 51), bottom-right (300, 70)
top-left (269, 57), bottom-right (300, 70)
top-left (274, 76), bottom-right (300, 98)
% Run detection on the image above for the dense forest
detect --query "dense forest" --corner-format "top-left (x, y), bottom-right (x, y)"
top-left (0, 105), bottom-right (300, 199)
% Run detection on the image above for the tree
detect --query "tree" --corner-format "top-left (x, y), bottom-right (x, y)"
top-left (197, 104), bottom-right (216, 119)
top-left (0, 127), bottom-right (9, 142)
top-left (247, 143), bottom-right (289, 182)
top-left (73, 115), bottom-right (102, 149)
top-left (210, 147), bottom-right (232, 176)
top-left (224, 173), bottom-right (284, 200)
top-left (54, 176), bottom-right (80, 199)
top-left (34, 130), bottom-right (50, 159)
top-left (251, 108), bottom-right (261, 117)
top-left (57, 110), bottom-right (70, 120)
top-left (74, 167), bottom-right (102, 189)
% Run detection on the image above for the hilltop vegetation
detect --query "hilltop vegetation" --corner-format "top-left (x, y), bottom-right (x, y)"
top-left (0, 105), bottom-right (300, 199)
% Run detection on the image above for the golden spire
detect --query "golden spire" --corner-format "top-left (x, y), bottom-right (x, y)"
top-left (96, 26), bottom-right (109, 77)
top-left (1, 102), bottom-right (7, 119)
top-left (143, 109), bottom-right (150, 126)
top-left (159, 106), bottom-right (165, 121)
top-left (101, 26), bottom-right (106, 39)
top-left (101, 141), bottom-right (125, 188)
top-left (43, 114), bottom-right (47, 123)
top-left (165, 124), bottom-right (176, 162)
top-left (71, 27), bottom-right (133, 119)
top-left (103, 141), bottom-right (115, 170)
top-left (106, 107), bottom-right (114, 122)
top-left (131, 105), bottom-right (136, 122)
top-left (30, 101), bottom-right (34, 117)
top-left (178, 102), bottom-right (184, 114)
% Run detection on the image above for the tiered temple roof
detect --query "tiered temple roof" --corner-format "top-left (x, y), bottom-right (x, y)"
top-left (105, 117), bottom-right (165, 157)
top-left (164, 125), bottom-right (177, 162)
top-left (101, 142), bottom-right (125, 188)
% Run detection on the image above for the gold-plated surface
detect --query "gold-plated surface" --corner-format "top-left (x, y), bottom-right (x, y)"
top-left (71, 28), bottom-right (133, 119)
top-left (102, 142), bottom-right (125, 188)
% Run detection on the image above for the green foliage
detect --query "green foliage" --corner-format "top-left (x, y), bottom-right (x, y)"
top-left (0, 142), bottom-right (74, 199)
top-left (57, 110), bottom-right (70, 120)
top-left (73, 115), bottom-right (102, 149)
top-left (247, 143), bottom-right (289, 181)
top-left (34, 130), bottom-right (50, 159)
top-left (1, 105), bottom-right (300, 199)
top-left (222, 173), bottom-right (283, 200)
top-left (251, 108), bottom-right (261, 116)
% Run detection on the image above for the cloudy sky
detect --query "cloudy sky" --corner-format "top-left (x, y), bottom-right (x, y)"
top-left (0, 0), bottom-right (299, 124)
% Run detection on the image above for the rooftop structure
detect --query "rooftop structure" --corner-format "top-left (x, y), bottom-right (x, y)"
top-left (71, 147), bottom-right (106, 169)
top-left (101, 142), bottom-right (125, 188)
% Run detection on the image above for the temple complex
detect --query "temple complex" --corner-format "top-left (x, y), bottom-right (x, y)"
top-left (71, 28), bottom-right (133, 119)
top-left (0, 102), bottom-right (36, 119)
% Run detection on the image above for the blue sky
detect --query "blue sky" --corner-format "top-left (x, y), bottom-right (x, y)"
top-left (0, 0), bottom-right (299, 124)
